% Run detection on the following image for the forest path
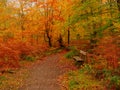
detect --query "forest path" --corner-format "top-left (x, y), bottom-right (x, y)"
top-left (19, 52), bottom-right (65, 90)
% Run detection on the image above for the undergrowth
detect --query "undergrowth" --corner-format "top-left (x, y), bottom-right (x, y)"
top-left (65, 46), bottom-right (79, 58)
top-left (67, 65), bottom-right (105, 90)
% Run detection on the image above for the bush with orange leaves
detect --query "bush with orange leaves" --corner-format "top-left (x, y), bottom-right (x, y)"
top-left (0, 43), bottom-right (20, 71)
top-left (87, 37), bottom-right (119, 71)
top-left (0, 41), bottom-right (49, 72)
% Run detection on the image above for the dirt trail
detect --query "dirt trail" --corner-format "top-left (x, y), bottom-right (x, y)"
top-left (19, 53), bottom-right (64, 90)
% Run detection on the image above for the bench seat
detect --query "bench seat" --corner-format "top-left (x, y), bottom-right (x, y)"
top-left (73, 56), bottom-right (84, 61)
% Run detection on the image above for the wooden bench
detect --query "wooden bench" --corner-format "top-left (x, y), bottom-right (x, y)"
top-left (73, 50), bottom-right (87, 66)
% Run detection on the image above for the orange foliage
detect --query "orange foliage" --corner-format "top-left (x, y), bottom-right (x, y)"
top-left (91, 37), bottom-right (119, 69)
top-left (0, 43), bottom-right (20, 71)
top-left (0, 40), bottom-right (49, 71)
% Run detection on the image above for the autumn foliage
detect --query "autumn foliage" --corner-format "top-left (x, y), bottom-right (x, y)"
top-left (0, 43), bottom-right (20, 70)
top-left (0, 0), bottom-right (120, 89)
top-left (0, 40), bottom-right (48, 72)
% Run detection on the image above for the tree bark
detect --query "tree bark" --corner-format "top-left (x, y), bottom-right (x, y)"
top-left (117, 0), bottom-right (120, 11)
top-left (68, 29), bottom-right (70, 45)
top-left (46, 30), bottom-right (52, 47)
top-left (58, 34), bottom-right (64, 47)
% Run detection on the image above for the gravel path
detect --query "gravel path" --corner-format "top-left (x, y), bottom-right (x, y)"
top-left (19, 53), bottom-right (63, 90)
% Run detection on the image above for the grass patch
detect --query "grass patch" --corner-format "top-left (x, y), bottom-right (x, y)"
top-left (24, 56), bottom-right (36, 62)
top-left (67, 70), bottom-right (105, 90)
top-left (65, 46), bottom-right (79, 59)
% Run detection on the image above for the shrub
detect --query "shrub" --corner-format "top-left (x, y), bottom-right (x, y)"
top-left (107, 75), bottom-right (120, 90)
top-left (65, 46), bottom-right (79, 58)
top-left (24, 55), bottom-right (36, 62)
top-left (93, 37), bottom-right (119, 69)
top-left (6, 41), bottom-right (37, 60)
top-left (16, 42), bottom-right (36, 59)
top-left (0, 43), bottom-right (20, 70)
top-left (0, 40), bottom-right (49, 71)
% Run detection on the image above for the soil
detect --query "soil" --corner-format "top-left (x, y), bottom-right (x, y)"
top-left (19, 52), bottom-right (65, 90)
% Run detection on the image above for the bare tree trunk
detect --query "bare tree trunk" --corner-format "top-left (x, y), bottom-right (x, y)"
top-left (46, 30), bottom-right (52, 47)
top-left (117, 0), bottom-right (120, 11)
top-left (68, 28), bottom-right (70, 45)
top-left (19, 0), bottom-right (25, 40)
top-left (58, 34), bottom-right (64, 47)
top-left (43, 0), bottom-right (53, 47)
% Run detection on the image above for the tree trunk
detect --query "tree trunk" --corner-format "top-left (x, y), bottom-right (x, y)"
top-left (21, 24), bottom-right (25, 40)
top-left (117, 0), bottom-right (120, 11)
top-left (46, 30), bottom-right (52, 47)
top-left (48, 37), bottom-right (52, 47)
top-left (58, 34), bottom-right (64, 47)
top-left (68, 29), bottom-right (70, 45)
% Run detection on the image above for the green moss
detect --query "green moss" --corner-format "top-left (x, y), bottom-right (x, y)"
top-left (24, 56), bottom-right (36, 61)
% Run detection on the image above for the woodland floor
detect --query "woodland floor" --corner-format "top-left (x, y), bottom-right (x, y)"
top-left (0, 49), bottom-right (105, 90)
top-left (19, 51), bottom-right (66, 90)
